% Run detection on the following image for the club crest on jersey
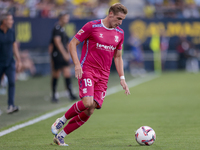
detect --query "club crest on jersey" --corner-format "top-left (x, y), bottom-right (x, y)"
top-left (115, 35), bottom-right (119, 42)
top-left (77, 29), bottom-right (84, 35)
top-left (99, 33), bottom-right (103, 38)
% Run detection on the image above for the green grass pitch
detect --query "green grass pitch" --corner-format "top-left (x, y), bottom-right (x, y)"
top-left (0, 72), bottom-right (200, 150)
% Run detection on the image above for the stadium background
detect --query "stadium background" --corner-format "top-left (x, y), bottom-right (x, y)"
top-left (1, 0), bottom-right (200, 76)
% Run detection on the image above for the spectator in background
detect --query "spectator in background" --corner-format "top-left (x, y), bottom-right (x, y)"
top-left (1, 0), bottom-right (200, 19)
top-left (49, 12), bottom-right (77, 103)
top-left (0, 75), bottom-right (7, 95)
top-left (183, 0), bottom-right (200, 18)
top-left (160, 29), bottom-right (169, 70)
top-left (128, 32), bottom-right (146, 77)
top-left (93, 1), bottom-right (109, 18)
top-left (176, 35), bottom-right (190, 70)
top-left (185, 43), bottom-right (199, 73)
top-left (20, 50), bottom-right (36, 75)
top-left (143, 1), bottom-right (155, 18)
top-left (17, 50), bottom-right (36, 80)
top-left (0, 13), bottom-right (21, 114)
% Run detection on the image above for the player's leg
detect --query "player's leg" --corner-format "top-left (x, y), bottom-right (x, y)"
top-left (5, 60), bottom-right (19, 114)
top-left (51, 74), bottom-right (94, 135)
top-left (0, 74), bottom-right (8, 95)
top-left (0, 67), bottom-right (6, 86)
top-left (62, 66), bottom-right (77, 100)
top-left (63, 99), bottom-right (96, 134)
top-left (0, 68), bottom-right (5, 114)
top-left (53, 77), bottom-right (107, 146)
top-left (0, 67), bottom-right (6, 95)
top-left (51, 96), bottom-right (93, 135)
top-left (51, 59), bottom-right (61, 103)
top-left (53, 98), bottom-right (97, 146)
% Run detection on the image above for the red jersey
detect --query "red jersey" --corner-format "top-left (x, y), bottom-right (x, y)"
top-left (74, 19), bottom-right (124, 75)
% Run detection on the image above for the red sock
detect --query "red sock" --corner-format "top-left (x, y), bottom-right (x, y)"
top-left (64, 111), bottom-right (90, 134)
top-left (64, 100), bottom-right (87, 120)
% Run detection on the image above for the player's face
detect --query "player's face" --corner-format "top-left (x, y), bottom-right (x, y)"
top-left (109, 12), bottom-right (126, 28)
top-left (4, 15), bottom-right (14, 29)
top-left (61, 14), bottom-right (70, 25)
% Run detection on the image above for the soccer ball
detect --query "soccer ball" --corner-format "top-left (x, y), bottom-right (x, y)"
top-left (135, 126), bottom-right (156, 146)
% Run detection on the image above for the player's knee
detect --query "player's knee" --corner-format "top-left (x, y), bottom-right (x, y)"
top-left (85, 107), bottom-right (95, 116)
top-left (83, 100), bottom-right (93, 108)
top-left (52, 70), bottom-right (60, 78)
top-left (85, 101), bottom-right (97, 116)
top-left (82, 97), bottom-right (94, 108)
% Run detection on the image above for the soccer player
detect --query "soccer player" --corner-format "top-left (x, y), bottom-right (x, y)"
top-left (50, 12), bottom-right (77, 102)
top-left (0, 13), bottom-right (21, 114)
top-left (51, 3), bottom-right (130, 146)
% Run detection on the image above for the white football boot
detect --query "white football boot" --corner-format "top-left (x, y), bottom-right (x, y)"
top-left (51, 118), bottom-right (64, 135)
top-left (7, 105), bottom-right (19, 114)
top-left (53, 135), bottom-right (68, 146)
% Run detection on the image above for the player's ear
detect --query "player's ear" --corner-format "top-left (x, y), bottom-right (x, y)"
top-left (108, 11), bottom-right (114, 18)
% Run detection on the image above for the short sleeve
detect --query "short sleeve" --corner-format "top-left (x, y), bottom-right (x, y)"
top-left (74, 22), bottom-right (92, 42)
top-left (53, 26), bottom-right (61, 37)
top-left (117, 34), bottom-right (124, 50)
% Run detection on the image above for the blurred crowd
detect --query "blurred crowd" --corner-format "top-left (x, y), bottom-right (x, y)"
top-left (0, 0), bottom-right (119, 19)
top-left (1, 0), bottom-right (200, 19)
top-left (143, 0), bottom-right (200, 18)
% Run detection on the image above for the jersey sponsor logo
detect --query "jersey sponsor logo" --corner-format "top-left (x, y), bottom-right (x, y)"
top-left (96, 43), bottom-right (116, 51)
top-left (99, 33), bottom-right (103, 38)
top-left (77, 29), bottom-right (84, 35)
top-left (115, 35), bottom-right (119, 42)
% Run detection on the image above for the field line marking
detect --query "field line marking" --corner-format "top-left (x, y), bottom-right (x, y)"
top-left (0, 73), bottom-right (159, 137)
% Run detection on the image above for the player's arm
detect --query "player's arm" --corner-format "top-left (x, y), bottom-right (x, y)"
top-left (68, 37), bottom-right (82, 79)
top-left (69, 22), bottom-right (92, 79)
top-left (114, 50), bottom-right (130, 95)
top-left (48, 43), bottom-right (53, 54)
top-left (54, 36), bottom-right (70, 61)
top-left (13, 42), bottom-right (22, 72)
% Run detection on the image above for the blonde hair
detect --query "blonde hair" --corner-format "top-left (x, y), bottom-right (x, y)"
top-left (108, 3), bottom-right (128, 15)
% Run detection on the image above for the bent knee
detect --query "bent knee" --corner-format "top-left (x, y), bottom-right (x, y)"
top-left (84, 108), bottom-right (95, 116)
top-left (84, 101), bottom-right (97, 116)
top-left (82, 97), bottom-right (94, 108)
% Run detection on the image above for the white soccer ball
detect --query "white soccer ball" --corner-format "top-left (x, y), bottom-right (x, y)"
top-left (135, 126), bottom-right (156, 146)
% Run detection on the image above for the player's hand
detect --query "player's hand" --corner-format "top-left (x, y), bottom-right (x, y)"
top-left (16, 61), bottom-right (22, 72)
top-left (120, 79), bottom-right (130, 95)
top-left (63, 53), bottom-right (70, 61)
top-left (75, 64), bottom-right (83, 79)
